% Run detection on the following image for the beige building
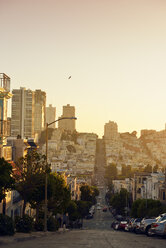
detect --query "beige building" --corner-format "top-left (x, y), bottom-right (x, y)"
top-left (34, 89), bottom-right (46, 137)
top-left (132, 172), bottom-right (151, 201)
top-left (11, 88), bottom-right (46, 139)
top-left (46, 104), bottom-right (56, 127)
top-left (104, 121), bottom-right (119, 140)
top-left (58, 104), bottom-right (76, 132)
top-left (0, 73), bottom-right (12, 159)
top-left (11, 87), bottom-right (35, 139)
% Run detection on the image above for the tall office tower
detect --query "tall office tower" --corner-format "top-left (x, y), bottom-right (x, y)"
top-left (34, 90), bottom-right (46, 136)
top-left (104, 121), bottom-right (118, 140)
top-left (0, 73), bottom-right (12, 158)
top-left (11, 87), bottom-right (34, 138)
top-left (46, 104), bottom-right (56, 128)
top-left (58, 104), bottom-right (76, 132)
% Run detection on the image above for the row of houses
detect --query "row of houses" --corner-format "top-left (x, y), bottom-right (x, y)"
top-left (112, 172), bottom-right (166, 204)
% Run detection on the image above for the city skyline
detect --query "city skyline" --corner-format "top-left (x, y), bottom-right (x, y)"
top-left (1, 0), bottom-right (166, 137)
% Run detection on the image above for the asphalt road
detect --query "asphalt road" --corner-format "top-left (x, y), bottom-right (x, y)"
top-left (1, 226), bottom-right (166, 248)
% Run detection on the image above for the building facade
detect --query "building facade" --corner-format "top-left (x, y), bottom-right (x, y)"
top-left (104, 121), bottom-right (119, 140)
top-left (46, 104), bottom-right (56, 127)
top-left (58, 104), bottom-right (76, 132)
top-left (11, 87), bottom-right (34, 139)
top-left (34, 89), bottom-right (46, 137)
top-left (0, 73), bottom-right (12, 159)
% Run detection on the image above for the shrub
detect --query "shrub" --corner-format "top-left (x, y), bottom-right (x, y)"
top-left (15, 215), bottom-right (33, 233)
top-left (0, 214), bottom-right (15, 236)
top-left (34, 218), bottom-right (44, 231)
top-left (47, 216), bottom-right (59, 231)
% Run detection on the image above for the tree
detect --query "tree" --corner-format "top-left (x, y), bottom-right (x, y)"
top-left (80, 185), bottom-right (99, 205)
top-left (110, 188), bottom-right (129, 215)
top-left (66, 200), bottom-right (78, 221)
top-left (131, 198), bottom-right (166, 218)
top-left (28, 172), bottom-right (71, 221)
top-left (105, 163), bottom-right (117, 184)
top-left (0, 158), bottom-right (15, 214)
top-left (14, 151), bottom-right (46, 216)
top-left (47, 173), bottom-right (71, 215)
top-left (76, 200), bottom-right (90, 219)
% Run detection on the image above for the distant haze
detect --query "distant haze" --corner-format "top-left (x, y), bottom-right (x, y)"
top-left (1, 0), bottom-right (166, 137)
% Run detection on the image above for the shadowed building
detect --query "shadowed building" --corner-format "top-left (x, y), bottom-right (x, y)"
top-left (34, 89), bottom-right (46, 137)
top-left (58, 104), bottom-right (76, 132)
top-left (46, 104), bottom-right (56, 127)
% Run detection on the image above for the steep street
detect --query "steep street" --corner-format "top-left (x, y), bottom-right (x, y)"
top-left (0, 139), bottom-right (166, 248)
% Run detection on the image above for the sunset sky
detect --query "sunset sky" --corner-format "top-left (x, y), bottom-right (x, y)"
top-left (1, 0), bottom-right (166, 137)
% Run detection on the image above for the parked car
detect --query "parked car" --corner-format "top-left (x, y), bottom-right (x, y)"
top-left (111, 220), bottom-right (120, 230)
top-left (115, 215), bottom-right (124, 221)
top-left (140, 213), bottom-right (166, 234)
top-left (103, 207), bottom-right (107, 212)
top-left (125, 218), bottom-right (135, 232)
top-left (146, 213), bottom-right (166, 236)
top-left (118, 220), bottom-right (129, 231)
top-left (131, 218), bottom-right (142, 233)
top-left (148, 219), bottom-right (166, 237)
top-left (86, 213), bottom-right (93, 219)
top-left (140, 217), bottom-right (158, 234)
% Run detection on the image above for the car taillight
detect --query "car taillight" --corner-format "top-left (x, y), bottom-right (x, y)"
top-left (152, 223), bottom-right (159, 228)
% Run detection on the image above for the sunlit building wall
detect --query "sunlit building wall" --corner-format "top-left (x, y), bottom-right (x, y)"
top-left (0, 73), bottom-right (12, 159)
top-left (11, 87), bottom-right (35, 139)
top-left (104, 121), bottom-right (118, 140)
top-left (58, 104), bottom-right (76, 132)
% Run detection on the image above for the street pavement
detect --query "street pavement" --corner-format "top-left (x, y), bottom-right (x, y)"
top-left (0, 226), bottom-right (166, 248)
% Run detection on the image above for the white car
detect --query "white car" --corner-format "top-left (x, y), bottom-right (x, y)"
top-left (97, 206), bottom-right (101, 210)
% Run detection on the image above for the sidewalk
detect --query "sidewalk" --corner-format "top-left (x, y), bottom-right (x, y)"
top-left (0, 228), bottom-right (70, 246)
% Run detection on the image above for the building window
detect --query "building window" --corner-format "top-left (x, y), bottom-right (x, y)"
top-left (137, 188), bottom-right (141, 194)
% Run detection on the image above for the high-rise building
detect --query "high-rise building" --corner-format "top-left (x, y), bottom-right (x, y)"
top-left (58, 104), bottom-right (76, 132)
top-left (0, 73), bottom-right (12, 159)
top-left (34, 90), bottom-right (46, 136)
top-left (104, 121), bottom-right (118, 140)
top-left (46, 104), bottom-right (56, 128)
top-left (11, 87), bottom-right (34, 138)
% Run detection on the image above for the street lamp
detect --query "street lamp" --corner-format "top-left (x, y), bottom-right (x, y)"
top-left (44, 117), bottom-right (77, 232)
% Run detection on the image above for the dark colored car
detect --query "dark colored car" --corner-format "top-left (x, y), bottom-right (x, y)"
top-left (86, 213), bottom-right (93, 219)
top-left (103, 207), bottom-right (107, 212)
top-left (111, 220), bottom-right (120, 230)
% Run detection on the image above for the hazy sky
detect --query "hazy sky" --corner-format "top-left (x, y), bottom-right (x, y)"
top-left (1, 0), bottom-right (166, 137)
